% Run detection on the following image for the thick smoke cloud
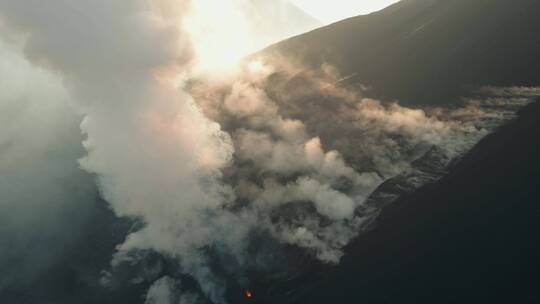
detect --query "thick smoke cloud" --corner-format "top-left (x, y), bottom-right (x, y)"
top-left (0, 39), bottom-right (103, 293)
top-left (0, 1), bottom-right (236, 303)
top-left (0, 1), bottom-right (535, 304)
top-left (189, 61), bottom-right (531, 266)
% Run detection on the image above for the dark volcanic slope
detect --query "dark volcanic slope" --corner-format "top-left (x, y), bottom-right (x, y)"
top-left (264, 0), bottom-right (540, 104)
top-left (287, 99), bottom-right (540, 304)
top-left (257, 1), bottom-right (540, 303)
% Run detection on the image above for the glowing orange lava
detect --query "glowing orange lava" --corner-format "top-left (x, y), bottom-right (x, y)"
top-left (244, 289), bottom-right (253, 299)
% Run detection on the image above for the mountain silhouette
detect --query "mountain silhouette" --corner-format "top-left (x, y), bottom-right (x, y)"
top-left (263, 0), bottom-right (540, 105)
top-left (248, 1), bottom-right (540, 303)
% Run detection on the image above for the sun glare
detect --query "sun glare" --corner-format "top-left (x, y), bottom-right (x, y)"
top-left (184, 0), bottom-right (259, 74)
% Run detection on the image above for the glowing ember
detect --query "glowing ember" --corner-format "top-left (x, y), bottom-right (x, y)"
top-left (244, 289), bottom-right (253, 299)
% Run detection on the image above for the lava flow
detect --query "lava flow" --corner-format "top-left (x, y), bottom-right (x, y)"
top-left (244, 289), bottom-right (253, 299)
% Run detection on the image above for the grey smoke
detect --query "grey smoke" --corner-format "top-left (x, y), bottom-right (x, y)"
top-left (0, 2), bottom-right (235, 303)
top-left (0, 38), bottom-right (99, 292)
top-left (190, 61), bottom-right (530, 265)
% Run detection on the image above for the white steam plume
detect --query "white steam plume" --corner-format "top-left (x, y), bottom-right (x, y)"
top-left (0, 1), bottom-right (319, 302)
top-left (189, 62), bottom-right (531, 265)
top-left (0, 1), bottom-right (238, 303)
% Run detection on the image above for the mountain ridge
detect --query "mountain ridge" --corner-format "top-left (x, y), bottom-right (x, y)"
top-left (260, 0), bottom-right (540, 105)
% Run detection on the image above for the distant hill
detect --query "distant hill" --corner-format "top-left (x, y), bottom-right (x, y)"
top-left (262, 0), bottom-right (540, 104)
top-left (245, 0), bottom-right (322, 44)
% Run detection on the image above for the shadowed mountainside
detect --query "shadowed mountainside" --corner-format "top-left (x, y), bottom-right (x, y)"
top-left (262, 0), bottom-right (540, 105)
top-left (284, 97), bottom-right (540, 304)
top-left (242, 1), bottom-right (540, 303)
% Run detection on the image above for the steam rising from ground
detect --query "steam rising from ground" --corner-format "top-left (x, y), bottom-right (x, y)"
top-left (189, 63), bottom-right (531, 267)
top-left (0, 1), bottom-right (535, 304)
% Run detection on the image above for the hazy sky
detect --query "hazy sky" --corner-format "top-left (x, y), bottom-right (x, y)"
top-left (291, 0), bottom-right (401, 24)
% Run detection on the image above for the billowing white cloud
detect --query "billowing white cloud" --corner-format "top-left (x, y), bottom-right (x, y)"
top-left (189, 60), bottom-right (530, 265)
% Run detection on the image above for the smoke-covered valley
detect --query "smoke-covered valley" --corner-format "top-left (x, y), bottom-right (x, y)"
top-left (0, 1), bottom-right (539, 304)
